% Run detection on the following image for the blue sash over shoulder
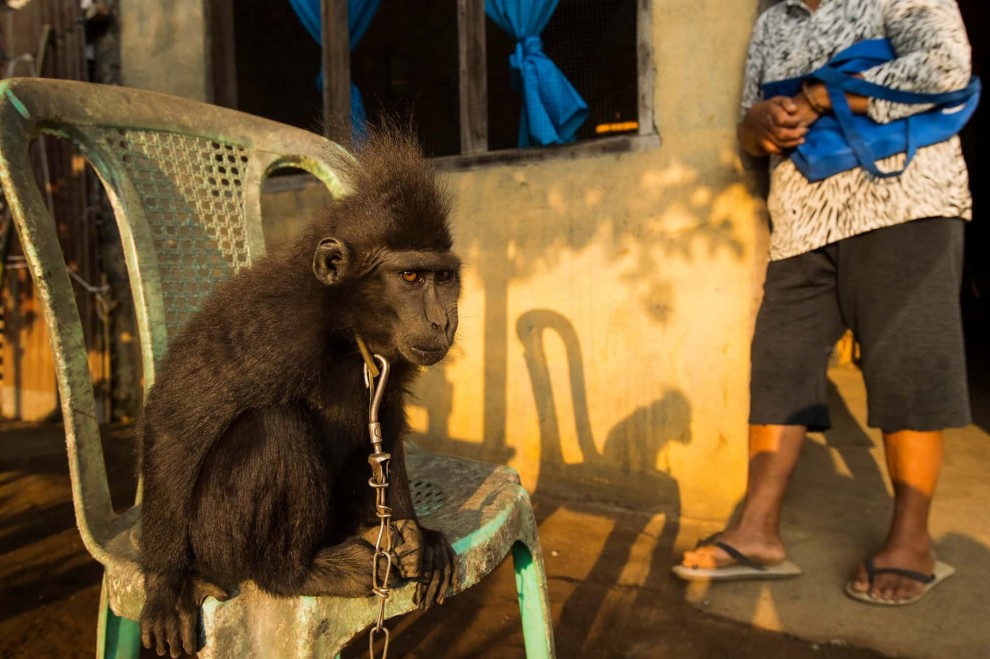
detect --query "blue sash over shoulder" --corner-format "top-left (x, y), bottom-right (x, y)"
top-left (762, 39), bottom-right (981, 182)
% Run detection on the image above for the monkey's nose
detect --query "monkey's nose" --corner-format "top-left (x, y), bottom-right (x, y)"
top-left (430, 316), bottom-right (452, 334)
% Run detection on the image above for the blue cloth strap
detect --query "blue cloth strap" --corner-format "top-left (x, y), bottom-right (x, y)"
top-left (762, 38), bottom-right (981, 181)
top-left (814, 65), bottom-right (980, 107)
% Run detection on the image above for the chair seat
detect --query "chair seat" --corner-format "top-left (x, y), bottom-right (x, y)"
top-left (101, 446), bottom-right (539, 658)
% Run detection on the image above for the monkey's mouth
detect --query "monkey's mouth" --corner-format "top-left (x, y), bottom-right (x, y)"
top-left (408, 346), bottom-right (447, 365)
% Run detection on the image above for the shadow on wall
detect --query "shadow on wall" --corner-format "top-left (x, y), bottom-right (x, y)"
top-left (515, 309), bottom-right (691, 506)
top-left (410, 150), bottom-right (754, 464)
top-left (516, 309), bottom-right (692, 656)
top-left (411, 309), bottom-right (696, 657)
top-left (413, 307), bottom-right (695, 502)
top-left (405, 158), bottom-right (760, 653)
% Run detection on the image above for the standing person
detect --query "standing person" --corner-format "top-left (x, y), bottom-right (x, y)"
top-left (675, 0), bottom-right (974, 605)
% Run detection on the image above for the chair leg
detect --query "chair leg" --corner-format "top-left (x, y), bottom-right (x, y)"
top-left (512, 541), bottom-right (556, 659)
top-left (96, 573), bottom-right (141, 659)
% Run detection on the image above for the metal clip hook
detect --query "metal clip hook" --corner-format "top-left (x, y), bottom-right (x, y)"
top-left (363, 354), bottom-right (390, 424)
top-left (368, 452), bottom-right (391, 483)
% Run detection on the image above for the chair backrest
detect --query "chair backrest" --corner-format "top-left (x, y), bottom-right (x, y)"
top-left (0, 78), bottom-right (348, 564)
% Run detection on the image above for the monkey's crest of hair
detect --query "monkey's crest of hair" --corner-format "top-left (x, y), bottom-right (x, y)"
top-left (321, 124), bottom-right (453, 256)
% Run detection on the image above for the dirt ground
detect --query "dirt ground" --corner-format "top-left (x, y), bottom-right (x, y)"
top-left (0, 423), bottom-right (890, 659)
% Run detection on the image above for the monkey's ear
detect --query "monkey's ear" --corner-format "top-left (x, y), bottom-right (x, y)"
top-left (313, 238), bottom-right (349, 285)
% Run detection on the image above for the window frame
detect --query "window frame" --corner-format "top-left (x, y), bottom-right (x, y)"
top-left (315, 0), bottom-right (659, 168)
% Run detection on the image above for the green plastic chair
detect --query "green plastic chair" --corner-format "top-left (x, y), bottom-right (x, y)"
top-left (0, 77), bottom-right (555, 659)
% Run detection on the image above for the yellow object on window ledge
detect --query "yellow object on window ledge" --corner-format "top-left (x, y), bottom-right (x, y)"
top-left (595, 121), bottom-right (639, 134)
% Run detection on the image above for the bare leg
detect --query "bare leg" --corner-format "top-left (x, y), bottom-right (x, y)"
top-left (681, 424), bottom-right (805, 568)
top-left (848, 430), bottom-right (942, 602)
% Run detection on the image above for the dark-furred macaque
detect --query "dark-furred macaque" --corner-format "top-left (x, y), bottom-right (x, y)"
top-left (138, 127), bottom-right (458, 657)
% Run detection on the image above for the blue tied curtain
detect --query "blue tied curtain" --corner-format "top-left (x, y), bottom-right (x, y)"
top-left (288, 0), bottom-right (381, 137)
top-left (485, 0), bottom-right (588, 147)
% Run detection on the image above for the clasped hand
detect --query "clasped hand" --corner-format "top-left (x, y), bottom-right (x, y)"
top-left (740, 94), bottom-right (821, 156)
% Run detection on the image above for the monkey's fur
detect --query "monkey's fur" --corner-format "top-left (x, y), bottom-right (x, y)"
top-left (138, 127), bottom-right (459, 657)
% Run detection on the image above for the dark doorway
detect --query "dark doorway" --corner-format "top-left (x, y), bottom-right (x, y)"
top-left (958, 0), bottom-right (989, 345)
top-left (957, 0), bottom-right (990, 434)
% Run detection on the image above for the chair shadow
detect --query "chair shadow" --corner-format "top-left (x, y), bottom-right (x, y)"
top-left (370, 309), bottom-right (692, 657)
top-left (516, 309), bottom-right (691, 657)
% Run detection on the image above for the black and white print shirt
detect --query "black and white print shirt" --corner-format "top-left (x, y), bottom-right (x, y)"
top-left (743, 0), bottom-right (973, 260)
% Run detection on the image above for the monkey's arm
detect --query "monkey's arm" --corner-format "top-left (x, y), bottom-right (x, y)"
top-left (140, 366), bottom-right (244, 571)
top-left (385, 438), bottom-right (455, 609)
top-left (140, 297), bottom-right (290, 574)
top-left (139, 345), bottom-right (254, 656)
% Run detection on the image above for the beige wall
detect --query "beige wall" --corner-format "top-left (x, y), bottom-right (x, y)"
top-left (120, 0), bottom-right (210, 101)
top-left (261, 0), bottom-right (770, 522)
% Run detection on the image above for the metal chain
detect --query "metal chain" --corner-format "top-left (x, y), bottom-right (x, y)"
top-left (362, 350), bottom-right (393, 659)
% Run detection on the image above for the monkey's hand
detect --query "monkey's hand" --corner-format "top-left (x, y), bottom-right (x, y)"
top-left (417, 527), bottom-right (456, 609)
top-left (391, 518), bottom-right (424, 579)
top-left (362, 520), bottom-right (455, 607)
top-left (140, 575), bottom-right (229, 658)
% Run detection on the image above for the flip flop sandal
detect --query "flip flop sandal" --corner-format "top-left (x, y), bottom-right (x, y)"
top-left (672, 539), bottom-right (802, 582)
top-left (844, 558), bottom-right (955, 606)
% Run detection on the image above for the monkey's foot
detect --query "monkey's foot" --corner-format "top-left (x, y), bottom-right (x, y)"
top-left (140, 575), bottom-right (230, 658)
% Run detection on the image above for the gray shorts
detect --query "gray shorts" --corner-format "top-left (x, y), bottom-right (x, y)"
top-left (750, 217), bottom-right (971, 432)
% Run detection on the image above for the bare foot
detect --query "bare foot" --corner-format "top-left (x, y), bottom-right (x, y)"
top-left (848, 541), bottom-right (935, 603)
top-left (681, 526), bottom-right (787, 570)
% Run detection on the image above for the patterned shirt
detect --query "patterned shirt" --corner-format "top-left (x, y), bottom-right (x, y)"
top-left (743, 0), bottom-right (973, 260)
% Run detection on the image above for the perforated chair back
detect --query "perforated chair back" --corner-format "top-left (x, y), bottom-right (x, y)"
top-left (0, 77), bottom-right (347, 561)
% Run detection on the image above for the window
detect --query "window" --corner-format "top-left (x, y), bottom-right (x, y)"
top-left (486, 0), bottom-right (642, 150)
top-left (217, 0), bottom-right (322, 131)
top-left (212, 0), bottom-right (655, 164)
top-left (351, 0), bottom-right (461, 157)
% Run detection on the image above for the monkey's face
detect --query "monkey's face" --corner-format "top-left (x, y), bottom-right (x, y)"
top-left (381, 253), bottom-right (460, 366)
top-left (313, 239), bottom-right (461, 366)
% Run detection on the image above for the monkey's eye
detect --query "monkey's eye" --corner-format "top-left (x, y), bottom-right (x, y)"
top-left (401, 271), bottom-right (420, 283)
top-left (436, 270), bottom-right (453, 283)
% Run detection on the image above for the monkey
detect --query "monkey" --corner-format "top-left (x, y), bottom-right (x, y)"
top-left (138, 126), bottom-right (459, 657)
